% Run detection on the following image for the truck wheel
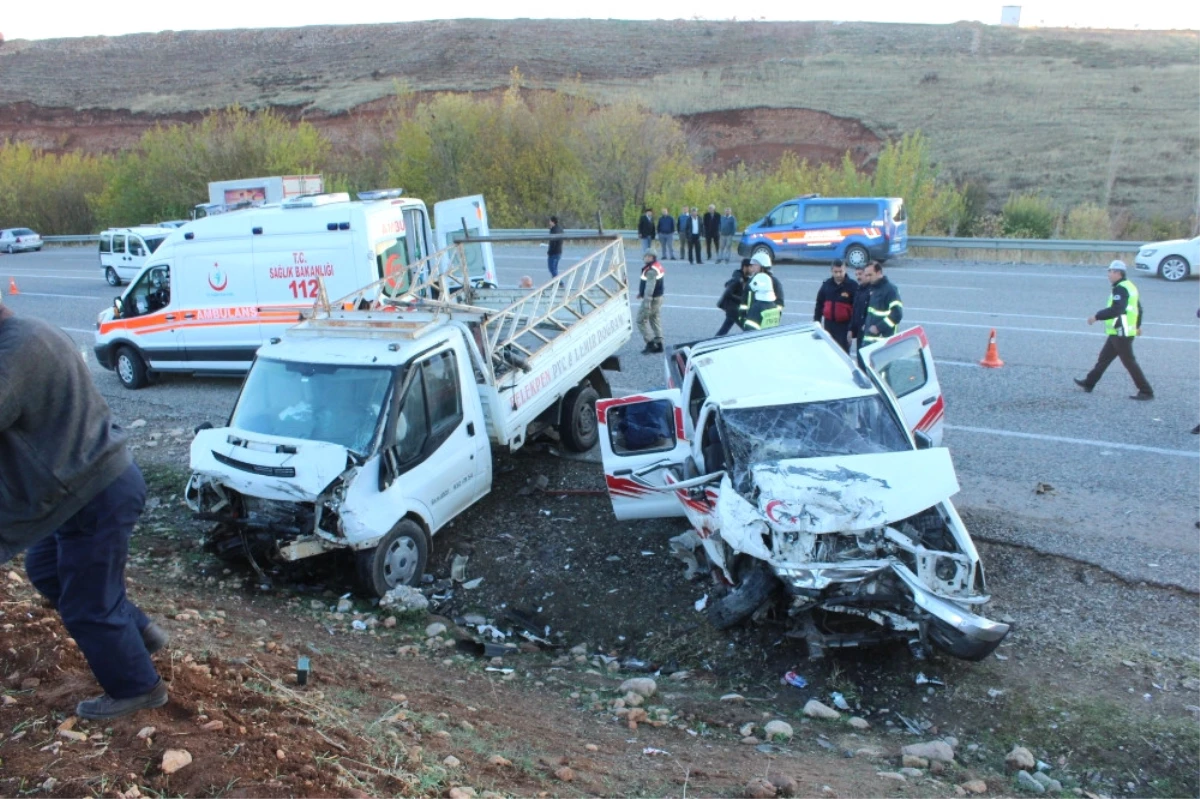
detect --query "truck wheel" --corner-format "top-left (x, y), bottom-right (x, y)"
top-left (559, 384), bottom-right (600, 452)
top-left (926, 616), bottom-right (1005, 662)
top-left (115, 346), bottom-right (149, 390)
top-left (844, 245), bottom-right (870, 269)
top-left (707, 559), bottom-right (779, 631)
top-left (357, 519), bottom-right (429, 597)
top-left (105, 267), bottom-right (122, 286)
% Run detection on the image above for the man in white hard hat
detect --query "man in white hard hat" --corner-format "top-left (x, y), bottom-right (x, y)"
top-left (738, 250), bottom-right (785, 327)
top-left (743, 272), bottom-right (782, 331)
top-left (1074, 260), bottom-right (1154, 400)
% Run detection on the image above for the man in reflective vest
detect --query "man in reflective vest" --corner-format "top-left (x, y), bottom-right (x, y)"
top-left (743, 273), bottom-right (782, 331)
top-left (1075, 260), bottom-right (1154, 400)
top-left (637, 250), bottom-right (666, 354)
top-left (861, 261), bottom-right (903, 344)
top-left (814, 258), bottom-right (858, 352)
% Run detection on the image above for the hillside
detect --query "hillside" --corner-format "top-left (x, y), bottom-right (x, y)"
top-left (0, 20), bottom-right (1196, 219)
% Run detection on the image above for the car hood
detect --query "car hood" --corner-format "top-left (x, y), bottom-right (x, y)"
top-left (746, 449), bottom-right (959, 534)
top-left (1140, 238), bottom-right (1196, 253)
top-left (190, 427), bottom-right (349, 501)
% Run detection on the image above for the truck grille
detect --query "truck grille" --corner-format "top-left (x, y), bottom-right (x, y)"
top-left (213, 451), bottom-right (296, 478)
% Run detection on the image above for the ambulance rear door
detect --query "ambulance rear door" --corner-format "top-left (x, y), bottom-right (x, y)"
top-left (434, 196), bottom-right (496, 286)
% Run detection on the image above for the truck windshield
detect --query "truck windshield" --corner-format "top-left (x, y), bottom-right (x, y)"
top-left (721, 397), bottom-right (910, 487)
top-left (229, 359), bottom-right (394, 455)
top-left (144, 235), bottom-right (168, 253)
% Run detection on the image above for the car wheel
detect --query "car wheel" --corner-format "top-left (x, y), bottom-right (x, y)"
top-left (559, 384), bottom-right (600, 452)
top-left (115, 346), bottom-right (149, 390)
top-left (1158, 255), bottom-right (1190, 282)
top-left (707, 558), bottom-right (779, 630)
top-left (105, 267), bottom-right (122, 287)
top-left (751, 244), bottom-right (774, 262)
top-left (926, 616), bottom-right (1005, 662)
top-left (4, 244), bottom-right (13, 254)
top-left (356, 519), bottom-right (429, 597)
top-left (844, 245), bottom-right (870, 269)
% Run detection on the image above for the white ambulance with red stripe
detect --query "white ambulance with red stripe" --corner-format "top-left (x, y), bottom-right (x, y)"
top-left (595, 324), bottom-right (1010, 662)
top-left (94, 191), bottom-right (495, 389)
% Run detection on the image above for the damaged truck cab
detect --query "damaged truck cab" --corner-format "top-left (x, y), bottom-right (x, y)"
top-left (187, 238), bottom-right (631, 595)
top-left (597, 324), bottom-right (1010, 661)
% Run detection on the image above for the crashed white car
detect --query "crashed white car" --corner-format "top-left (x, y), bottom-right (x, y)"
top-left (597, 324), bottom-right (1009, 661)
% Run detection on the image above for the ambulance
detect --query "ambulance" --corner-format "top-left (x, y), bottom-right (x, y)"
top-left (94, 191), bottom-right (495, 389)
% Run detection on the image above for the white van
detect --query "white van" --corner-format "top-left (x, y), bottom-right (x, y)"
top-left (94, 191), bottom-right (494, 389)
top-left (99, 226), bottom-right (174, 286)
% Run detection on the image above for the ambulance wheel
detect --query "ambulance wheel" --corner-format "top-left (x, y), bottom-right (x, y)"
top-left (707, 558), bottom-right (778, 631)
top-left (115, 346), bottom-right (149, 390)
top-left (845, 245), bottom-right (870, 269)
top-left (105, 267), bottom-right (122, 286)
top-left (357, 520), bottom-right (429, 597)
top-left (559, 384), bottom-right (600, 452)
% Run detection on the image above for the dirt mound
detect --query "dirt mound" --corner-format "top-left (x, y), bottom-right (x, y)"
top-left (681, 106), bottom-right (880, 169)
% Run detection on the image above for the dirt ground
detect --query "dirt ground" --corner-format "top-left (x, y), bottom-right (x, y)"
top-left (1, 427), bottom-right (1197, 798)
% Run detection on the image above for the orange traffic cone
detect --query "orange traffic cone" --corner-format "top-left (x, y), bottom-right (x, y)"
top-left (7, 277), bottom-right (18, 295)
top-left (979, 328), bottom-right (1004, 368)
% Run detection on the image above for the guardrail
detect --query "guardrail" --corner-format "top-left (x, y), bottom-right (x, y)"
top-left (45, 231), bottom-right (1147, 254)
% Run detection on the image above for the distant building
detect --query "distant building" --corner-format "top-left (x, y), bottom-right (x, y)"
top-left (1000, 6), bottom-right (1021, 26)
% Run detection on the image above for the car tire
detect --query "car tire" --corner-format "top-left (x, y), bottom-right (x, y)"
top-left (1158, 255), bottom-right (1190, 282)
top-left (559, 384), bottom-right (601, 452)
top-left (751, 244), bottom-right (774, 262)
top-left (356, 519), bottom-right (430, 597)
top-left (844, 245), bottom-right (870, 269)
top-left (105, 267), bottom-right (122, 287)
top-left (707, 558), bottom-right (779, 631)
top-left (115, 346), bottom-right (149, 390)
top-left (925, 616), bottom-right (1005, 662)
top-left (4, 244), bottom-right (12, 254)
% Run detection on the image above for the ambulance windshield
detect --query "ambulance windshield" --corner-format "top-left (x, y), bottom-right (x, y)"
top-left (230, 359), bottom-right (394, 455)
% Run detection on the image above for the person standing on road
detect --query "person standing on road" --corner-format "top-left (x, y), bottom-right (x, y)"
top-left (637, 250), bottom-right (666, 354)
top-left (715, 258), bottom-right (751, 336)
top-left (657, 207), bottom-right (677, 260)
top-left (718, 207), bottom-right (737, 263)
top-left (703, 204), bottom-right (721, 261)
top-left (547, 216), bottom-right (564, 278)
top-left (687, 207), bottom-right (704, 264)
top-left (1074, 260), bottom-right (1154, 400)
top-left (743, 273), bottom-right (783, 331)
top-left (849, 264), bottom-right (871, 350)
top-left (738, 251), bottom-right (785, 327)
top-left (0, 295), bottom-right (169, 721)
top-left (814, 258), bottom-right (858, 352)
top-left (637, 208), bottom-right (656, 254)
top-left (860, 261), bottom-right (902, 344)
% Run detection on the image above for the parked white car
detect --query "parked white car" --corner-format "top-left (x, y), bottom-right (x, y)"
top-left (1134, 236), bottom-right (1199, 282)
top-left (0, 228), bottom-right (43, 253)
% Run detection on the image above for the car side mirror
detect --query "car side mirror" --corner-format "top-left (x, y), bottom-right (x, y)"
top-left (112, 297), bottom-right (123, 318)
top-left (913, 430), bottom-right (934, 450)
top-left (194, 421), bottom-right (213, 434)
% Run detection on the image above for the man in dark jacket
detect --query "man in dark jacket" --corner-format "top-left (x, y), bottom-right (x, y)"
top-left (702, 204), bottom-right (721, 261)
top-left (636, 250), bottom-right (666, 353)
top-left (547, 216), bottom-right (564, 277)
top-left (1074, 260), bottom-right (1154, 400)
top-left (657, 207), bottom-right (677, 260)
top-left (738, 251), bottom-right (785, 326)
top-left (0, 297), bottom-right (168, 720)
top-left (813, 259), bottom-right (858, 352)
top-left (686, 206), bottom-right (703, 264)
top-left (861, 261), bottom-right (903, 344)
top-left (849, 264), bottom-right (872, 349)
top-left (716, 259), bottom-right (751, 336)
top-left (637, 208), bottom-right (656, 254)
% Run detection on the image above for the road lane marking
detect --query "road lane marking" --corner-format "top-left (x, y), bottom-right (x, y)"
top-left (10, 292), bottom-right (100, 300)
top-left (945, 424), bottom-right (1200, 459)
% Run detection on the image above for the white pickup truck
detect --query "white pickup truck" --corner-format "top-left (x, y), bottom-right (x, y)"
top-left (186, 237), bottom-right (631, 594)
top-left (595, 324), bottom-right (1010, 662)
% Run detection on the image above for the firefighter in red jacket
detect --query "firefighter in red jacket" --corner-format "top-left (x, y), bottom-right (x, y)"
top-left (813, 259), bottom-right (858, 352)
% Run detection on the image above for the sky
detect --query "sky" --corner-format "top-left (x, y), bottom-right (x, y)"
top-left (2, 0), bottom-right (1196, 40)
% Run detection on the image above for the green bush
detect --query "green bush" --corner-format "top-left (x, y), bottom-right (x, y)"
top-left (0, 142), bottom-right (113, 234)
top-left (1001, 192), bottom-right (1057, 239)
top-left (1063, 203), bottom-right (1112, 240)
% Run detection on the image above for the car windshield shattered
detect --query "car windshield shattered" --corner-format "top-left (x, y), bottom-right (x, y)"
top-left (229, 359), bottom-right (394, 455)
top-left (721, 397), bottom-right (911, 492)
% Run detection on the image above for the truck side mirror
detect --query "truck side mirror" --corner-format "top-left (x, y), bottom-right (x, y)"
top-left (194, 421), bottom-right (214, 434)
top-left (112, 297), bottom-right (123, 318)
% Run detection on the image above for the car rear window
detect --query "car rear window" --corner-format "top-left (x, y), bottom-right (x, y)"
top-left (13, 228), bottom-right (35, 236)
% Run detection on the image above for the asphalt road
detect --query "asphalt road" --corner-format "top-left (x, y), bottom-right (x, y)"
top-left (3, 244), bottom-right (1198, 589)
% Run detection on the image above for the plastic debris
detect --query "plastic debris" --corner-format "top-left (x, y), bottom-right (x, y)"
top-left (296, 656), bottom-right (310, 687)
top-left (783, 670), bottom-right (808, 689)
top-left (987, 688), bottom-right (1005, 699)
top-left (451, 555), bottom-right (469, 583)
top-left (351, 620), bottom-right (367, 631)
top-left (694, 594), bottom-right (708, 612)
top-left (485, 667), bottom-right (514, 674)
top-left (643, 747), bottom-right (670, 756)
top-left (476, 624), bottom-right (507, 640)
top-left (915, 672), bottom-right (945, 686)
top-left (462, 577), bottom-right (484, 590)
top-left (831, 692), bottom-right (851, 711)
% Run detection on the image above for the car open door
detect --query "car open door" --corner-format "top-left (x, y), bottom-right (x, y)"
top-left (434, 195), bottom-right (496, 286)
top-left (597, 392), bottom-right (690, 520)
top-left (860, 326), bottom-right (944, 445)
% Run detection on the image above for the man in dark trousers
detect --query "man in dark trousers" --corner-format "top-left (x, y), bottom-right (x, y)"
top-left (547, 216), bottom-right (563, 277)
top-left (703, 204), bottom-right (721, 261)
top-left (860, 260), bottom-right (903, 345)
top-left (849, 264), bottom-right (871, 349)
top-left (657, 207), bottom-right (677, 260)
top-left (716, 258), bottom-right (751, 336)
top-left (686, 206), bottom-right (703, 264)
top-left (0, 295), bottom-right (168, 720)
top-left (1074, 260), bottom-right (1154, 400)
top-left (813, 258), bottom-right (858, 352)
top-left (636, 250), bottom-right (666, 353)
top-left (637, 208), bottom-right (656, 254)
